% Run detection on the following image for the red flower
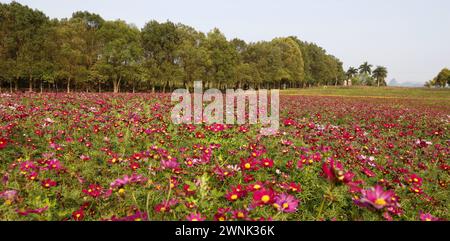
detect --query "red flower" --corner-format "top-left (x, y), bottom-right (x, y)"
top-left (41, 179), bottom-right (57, 188)
top-left (0, 138), bottom-right (8, 149)
top-left (82, 184), bottom-right (104, 198)
top-left (240, 158), bottom-right (259, 171)
top-left (252, 188), bottom-right (276, 206)
top-left (225, 185), bottom-right (247, 201)
top-left (129, 161), bottom-right (140, 171)
top-left (260, 158), bottom-right (274, 168)
top-left (186, 212), bottom-right (205, 221)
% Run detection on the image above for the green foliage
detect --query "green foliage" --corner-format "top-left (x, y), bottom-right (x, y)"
top-left (0, 2), bottom-right (352, 92)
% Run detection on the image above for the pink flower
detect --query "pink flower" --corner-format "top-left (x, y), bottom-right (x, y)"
top-left (252, 188), bottom-right (276, 206)
top-left (47, 159), bottom-right (63, 171)
top-left (41, 178), bottom-right (57, 188)
top-left (82, 184), bottom-right (111, 198)
top-left (160, 158), bottom-right (179, 170)
top-left (0, 189), bottom-right (18, 202)
top-left (186, 212), bottom-right (206, 221)
top-left (110, 173), bottom-right (147, 188)
top-left (354, 185), bottom-right (396, 210)
top-left (274, 193), bottom-right (299, 213)
top-left (16, 206), bottom-right (48, 216)
top-left (110, 210), bottom-right (148, 221)
top-left (419, 212), bottom-right (440, 221)
top-left (322, 158), bottom-right (354, 184)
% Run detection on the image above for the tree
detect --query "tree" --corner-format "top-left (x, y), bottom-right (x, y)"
top-left (55, 18), bottom-right (88, 93)
top-left (435, 68), bottom-right (450, 87)
top-left (175, 24), bottom-right (209, 90)
top-left (141, 20), bottom-right (183, 92)
top-left (359, 62), bottom-right (373, 75)
top-left (204, 28), bottom-right (238, 89)
top-left (0, 2), bottom-right (49, 92)
top-left (372, 66), bottom-right (388, 87)
top-left (97, 20), bottom-right (142, 93)
top-left (1, 1), bottom-right (354, 92)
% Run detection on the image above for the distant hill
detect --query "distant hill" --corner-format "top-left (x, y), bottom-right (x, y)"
top-left (388, 79), bottom-right (423, 87)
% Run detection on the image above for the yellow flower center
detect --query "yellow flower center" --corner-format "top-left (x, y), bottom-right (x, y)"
top-left (374, 198), bottom-right (386, 206)
top-left (244, 163), bottom-right (251, 169)
top-left (191, 218), bottom-right (198, 221)
top-left (254, 184), bottom-right (261, 190)
top-left (261, 195), bottom-right (270, 203)
top-left (282, 203), bottom-right (289, 209)
top-left (231, 194), bottom-right (238, 200)
top-left (237, 212), bottom-right (244, 218)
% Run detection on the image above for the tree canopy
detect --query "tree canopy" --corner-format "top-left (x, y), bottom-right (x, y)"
top-left (0, 2), bottom-right (381, 93)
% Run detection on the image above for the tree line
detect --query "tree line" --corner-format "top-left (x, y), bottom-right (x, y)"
top-left (0, 2), bottom-right (386, 93)
top-left (424, 68), bottom-right (450, 88)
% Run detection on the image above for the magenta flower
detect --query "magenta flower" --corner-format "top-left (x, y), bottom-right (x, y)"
top-left (0, 190), bottom-right (18, 202)
top-left (16, 206), bottom-right (48, 216)
top-left (274, 193), bottom-right (299, 213)
top-left (419, 212), bottom-right (440, 221)
top-left (354, 185), bottom-right (395, 210)
top-left (110, 210), bottom-right (148, 221)
top-left (186, 212), bottom-right (206, 221)
top-left (322, 158), bottom-right (355, 184)
top-left (160, 158), bottom-right (180, 170)
top-left (110, 173), bottom-right (147, 188)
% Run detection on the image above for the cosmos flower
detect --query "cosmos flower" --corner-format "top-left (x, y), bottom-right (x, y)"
top-left (41, 179), bottom-right (57, 189)
top-left (231, 209), bottom-right (249, 220)
top-left (322, 158), bottom-right (355, 184)
top-left (273, 193), bottom-right (299, 213)
top-left (419, 212), bottom-right (440, 221)
top-left (252, 188), bottom-right (276, 206)
top-left (186, 212), bottom-right (206, 221)
top-left (0, 138), bottom-right (8, 149)
top-left (160, 158), bottom-right (180, 170)
top-left (260, 158), bottom-right (274, 168)
top-left (354, 185), bottom-right (396, 210)
top-left (0, 190), bottom-right (18, 203)
top-left (111, 210), bottom-right (148, 221)
top-left (110, 173), bottom-right (147, 189)
top-left (72, 208), bottom-right (85, 221)
top-left (16, 206), bottom-right (48, 216)
top-left (225, 184), bottom-right (247, 201)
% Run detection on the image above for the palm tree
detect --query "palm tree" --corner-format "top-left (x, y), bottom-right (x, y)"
top-left (346, 67), bottom-right (358, 79)
top-left (359, 62), bottom-right (373, 75)
top-left (344, 67), bottom-right (358, 86)
top-left (372, 66), bottom-right (388, 87)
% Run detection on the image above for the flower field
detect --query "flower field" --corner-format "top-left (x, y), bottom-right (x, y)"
top-left (0, 91), bottom-right (448, 221)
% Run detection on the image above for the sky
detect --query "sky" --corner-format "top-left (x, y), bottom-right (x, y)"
top-left (3, 0), bottom-right (450, 86)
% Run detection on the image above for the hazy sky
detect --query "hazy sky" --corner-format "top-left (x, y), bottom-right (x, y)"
top-left (3, 0), bottom-right (450, 85)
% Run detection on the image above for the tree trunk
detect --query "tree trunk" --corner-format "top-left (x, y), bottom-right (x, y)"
top-left (98, 81), bottom-right (102, 93)
top-left (40, 81), bottom-right (43, 93)
top-left (67, 77), bottom-right (71, 93)
top-left (29, 75), bottom-right (33, 92)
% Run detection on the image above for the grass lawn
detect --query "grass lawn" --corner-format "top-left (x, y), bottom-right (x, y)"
top-left (281, 86), bottom-right (450, 100)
